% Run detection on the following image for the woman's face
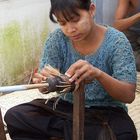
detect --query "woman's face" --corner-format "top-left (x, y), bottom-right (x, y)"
top-left (56, 4), bottom-right (95, 42)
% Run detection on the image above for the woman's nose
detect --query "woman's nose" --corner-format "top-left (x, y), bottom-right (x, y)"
top-left (66, 23), bottom-right (76, 33)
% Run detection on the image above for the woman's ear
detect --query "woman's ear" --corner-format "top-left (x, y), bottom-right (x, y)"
top-left (89, 3), bottom-right (96, 18)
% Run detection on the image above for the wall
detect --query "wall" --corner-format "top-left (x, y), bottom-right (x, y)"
top-left (0, 0), bottom-right (57, 86)
top-left (94, 0), bottom-right (118, 25)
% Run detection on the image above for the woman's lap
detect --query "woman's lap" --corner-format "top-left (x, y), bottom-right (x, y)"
top-left (4, 99), bottom-right (137, 140)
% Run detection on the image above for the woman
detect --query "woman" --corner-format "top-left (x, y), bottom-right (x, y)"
top-left (4, 0), bottom-right (137, 139)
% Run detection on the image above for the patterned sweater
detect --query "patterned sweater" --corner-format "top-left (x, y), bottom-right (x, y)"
top-left (39, 26), bottom-right (137, 111)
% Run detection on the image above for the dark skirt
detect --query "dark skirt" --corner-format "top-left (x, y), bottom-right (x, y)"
top-left (4, 98), bottom-right (137, 140)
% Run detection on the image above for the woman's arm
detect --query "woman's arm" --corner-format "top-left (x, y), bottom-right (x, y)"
top-left (32, 29), bottom-right (64, 93)
top-left (96, 71), bottom-right (136, 103)
top-left (65, 60), bottom-right (136, 104)
top-left (65, 32), bottom-right (137, 104)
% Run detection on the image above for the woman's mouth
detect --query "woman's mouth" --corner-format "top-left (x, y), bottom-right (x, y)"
top-left (70, 34), bottom-right (82, 40)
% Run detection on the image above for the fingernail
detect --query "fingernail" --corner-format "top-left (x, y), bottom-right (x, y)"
top-left (69, 78), bottom-right (73, 82)
top-left (65, 72), bottom-right (71, 78)
top-left (43, 77), bottom-right (47, 81)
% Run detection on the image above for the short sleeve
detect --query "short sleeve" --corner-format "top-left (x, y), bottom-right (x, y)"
top-left (109, 34), bottom-right (137, 83)
top-left (39, 29), bottom-right (64, 71)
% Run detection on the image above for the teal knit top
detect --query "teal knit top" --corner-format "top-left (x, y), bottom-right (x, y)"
top-left (39, 26), bottom-right (137, 111)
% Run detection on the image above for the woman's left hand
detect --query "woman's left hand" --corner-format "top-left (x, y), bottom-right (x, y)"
top-left (65, 60), bottom-right (102, 85)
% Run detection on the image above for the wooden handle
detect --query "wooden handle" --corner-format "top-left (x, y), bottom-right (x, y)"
top-left (73, 82), bottom-right (85, 140)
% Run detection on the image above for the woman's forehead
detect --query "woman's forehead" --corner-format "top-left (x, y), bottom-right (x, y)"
top-left (55, 9), bottom-right (80, 21)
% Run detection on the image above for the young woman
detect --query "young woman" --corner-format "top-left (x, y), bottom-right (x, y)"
top-left (4, 0), bottom-right (137, 139)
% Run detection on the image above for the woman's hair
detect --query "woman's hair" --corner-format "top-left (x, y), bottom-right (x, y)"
top-left (49, 0), bottom-right (91, 23)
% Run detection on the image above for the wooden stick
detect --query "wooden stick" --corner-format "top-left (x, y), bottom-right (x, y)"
top-left (73, 83), bottom-right (85, 140)
top-left (0, 83), bottom-right (49, 93)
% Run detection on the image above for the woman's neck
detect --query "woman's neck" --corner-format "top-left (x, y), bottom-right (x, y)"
top-left (72, 24), bottom-right (107, 56)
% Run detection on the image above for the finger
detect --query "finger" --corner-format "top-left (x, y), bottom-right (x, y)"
top-left (32, 73), bottom-right (46, 82)
top-left (70, 63), bottom-right (91, 82)
top-left (65, 60), bottom-right (86, 78)
top-left (32, 77), bottom-right (42, 84)
top-left (41, 69), bottom-right (50, 77)
top-left (75, 72), bottom-right (89, 85)
top-left (76, 67), bottom-right (93, 84)
top-left (69, 67), bottom-right (87, 82)
top-left (68, 70), bottom-right (81, 82)
top-left (34, 73), bottom-right (46, 80)
top-left (65, 64), bottom-right (80, 78)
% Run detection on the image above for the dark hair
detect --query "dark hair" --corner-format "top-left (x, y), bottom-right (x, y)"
top-left (49, 0), bottom-right (91, 23)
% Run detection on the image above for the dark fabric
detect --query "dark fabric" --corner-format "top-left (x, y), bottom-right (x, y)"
top-left (4, 99), bottom-right (137, 140)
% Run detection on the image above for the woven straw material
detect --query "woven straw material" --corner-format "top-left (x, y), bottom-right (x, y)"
top-left (127, 72), bottom-right (140, 140)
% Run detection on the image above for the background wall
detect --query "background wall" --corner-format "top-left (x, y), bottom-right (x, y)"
top-left (0, 0), bottom-right (118, 86)
top-left (0, 0), bottom-right (57, 86)
top-left (94, 0), bottom-right (118, 25)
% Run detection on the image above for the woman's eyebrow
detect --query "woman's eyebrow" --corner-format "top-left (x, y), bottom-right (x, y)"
top-left (57, 18), bottom-right (65, 22)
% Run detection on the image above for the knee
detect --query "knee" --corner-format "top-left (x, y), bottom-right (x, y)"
top-left (117, 133), bottom-right (137, 140)
top-left (4, 106), bottom-right (20, 125)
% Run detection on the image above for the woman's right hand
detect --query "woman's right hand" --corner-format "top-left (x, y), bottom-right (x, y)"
top-left (32, 72), bottom-right (46, 84)
top-left (32, 66), bottom-right (53, 84)
top-left (32, 68), bottom-right (49, 93)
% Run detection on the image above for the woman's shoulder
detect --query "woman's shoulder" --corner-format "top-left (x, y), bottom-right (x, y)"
top-left (101, 26), bottom-right (133, 59)
top-left (44, 28), bottom-right (69, 50)
top-left (107, 26), bottom-right (126, 39)
top-left (48, 28), bottom-right (66, 41)
top-left (105, 26), bottom-right (130, 47)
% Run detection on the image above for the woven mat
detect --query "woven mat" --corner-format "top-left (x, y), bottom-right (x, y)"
top-left (0, 73), bottom-right (140, 139)
top-left (127, 72), bottom-right (140, 139)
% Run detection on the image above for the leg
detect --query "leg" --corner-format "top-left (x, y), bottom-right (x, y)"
top-left (4, 99), bottom-right (66, 140)
top-left (108, 107), bottom-right (137, 140)
top-left (83, 107), bottom-right (137, 140)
